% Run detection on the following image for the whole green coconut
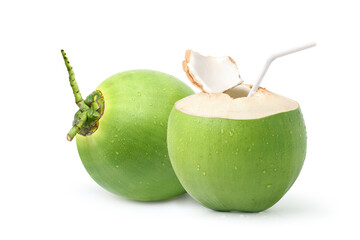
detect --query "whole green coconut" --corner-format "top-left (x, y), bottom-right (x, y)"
top-left (62, 50), bottom-right (194, 201)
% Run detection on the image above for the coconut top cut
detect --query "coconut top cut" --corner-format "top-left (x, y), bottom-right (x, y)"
top-left (175, 85), bottom-right (299, 120)
top-left (183, 50), bottom-right (243, 93)
top-left (180, 50), bottom-right (299, 119)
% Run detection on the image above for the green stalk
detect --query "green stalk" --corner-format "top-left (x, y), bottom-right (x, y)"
top-left (62, 50), bottom-right (105, 142)
top-left (62, 50), bottom-right (88, 141)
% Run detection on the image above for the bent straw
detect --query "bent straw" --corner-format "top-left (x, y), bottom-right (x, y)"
top-left (247, 42), bottom-right (316, 97)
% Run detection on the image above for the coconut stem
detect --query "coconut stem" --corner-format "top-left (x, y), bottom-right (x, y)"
top-left (62, 50), bottom-right (106, 142)
top-left (61, 50), bottom-right (91, 141)
top-left (247, 42), bottom-right (316, 97)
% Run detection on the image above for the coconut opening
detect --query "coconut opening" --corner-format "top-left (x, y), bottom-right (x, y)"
top-left (174, 88), bottom-right (299, 120)
top-left (223, 85), bottom-right (251, 99)
top-left (183, 50), bottom-right (243, 93)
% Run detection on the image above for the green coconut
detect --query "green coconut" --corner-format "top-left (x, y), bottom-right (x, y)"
top-left (167, 50), bottom-right (307, 212)
top-left (61, 50), bottom-right (194, 201)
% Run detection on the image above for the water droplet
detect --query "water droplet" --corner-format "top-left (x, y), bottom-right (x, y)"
top-left (229, 131), bottom-right (234, 136)
top-left (137, 91), bottom-right (142, 96)
top-left (202, 172), bottom-right (206, 176)
top-left (252, 143), bottom-right (255, 146)
top-left (248, 148), bottom-right (252, 152)
top-left (266, 142), bottom-right (269, 145)
top-left (289, 130), bottom-right (293, 134)
top-left (197, 164), bottom-right (200, 168)
top-left (153, 121), bottom-right (157, 125)
top-left (274, 168), bottom-right (277, 171)
top-left (149, 103), bottom-right (153, 106)
top-left (215, 150), bottom-right (219, 154)
top-left (234, 166), bottom-right (238, 170)
top-left (221, 129), bottom-right (224, 134)
top-left (111, 140), bottom-right (114, 143)
top-left (271, 134), bottom-right (275, 137)
top-left (160, 122), bottom-right (164, 126)
top-left (115, 151), bottom-right (119, 155)
top-left (161, 162), bottom-right (165, 166)
top-left (115, 165), bottom-right (119, 168)
top-left (262, 170), bottom-right (266, 174)
top-left (266, 184), bottom-right (272, 188)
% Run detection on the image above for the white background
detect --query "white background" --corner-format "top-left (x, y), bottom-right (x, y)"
top-left (1, 0), bottom-right (359, 239)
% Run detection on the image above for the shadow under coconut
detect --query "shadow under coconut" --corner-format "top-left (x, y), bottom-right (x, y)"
top-left (78, 183), bottom-right (328, 219)
top-left (77, 182), bottom-right (196, 205)
top-left (100, 189), bottom-right (195, 205)
top-left (131, 193), bottom-right (193, 205)
top-left (202, 194), bottom-right (328, 219)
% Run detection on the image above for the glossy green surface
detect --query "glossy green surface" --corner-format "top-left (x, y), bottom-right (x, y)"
top-left (76, 70), bottom-right (193, 201)
top-left (168, 107), bottom-right (306, 211)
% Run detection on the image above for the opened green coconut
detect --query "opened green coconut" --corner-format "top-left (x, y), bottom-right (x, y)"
top-left (167, 50), bottom-right (307, 212)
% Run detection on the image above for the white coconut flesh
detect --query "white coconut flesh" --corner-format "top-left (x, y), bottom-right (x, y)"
top-left (175, 84), bottom-right (299, 120)
top-left (183, 50), bottom-right (243, 93)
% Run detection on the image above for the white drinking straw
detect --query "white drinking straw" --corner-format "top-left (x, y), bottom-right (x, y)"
top-left (247, 42), bottom-right (316, 97)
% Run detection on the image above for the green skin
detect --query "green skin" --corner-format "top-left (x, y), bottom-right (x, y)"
top-left (76, 70), bottom-right (194, 201)
top-left (61, 50), bottom-right (194, 201)
top-left (167, 106), bottom-right (306, 212)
